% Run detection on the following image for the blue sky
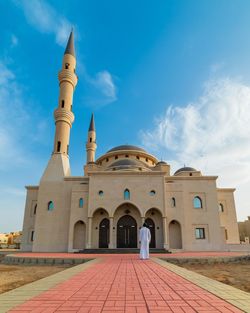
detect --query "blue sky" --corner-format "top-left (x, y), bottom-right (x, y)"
top-left (1, 0), bottom-right (250, 232)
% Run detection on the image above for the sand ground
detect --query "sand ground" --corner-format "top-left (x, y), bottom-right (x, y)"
top-left (0, 262), bottom-right (72, 294)
top-left (179, 260), bottom-right (250, 293)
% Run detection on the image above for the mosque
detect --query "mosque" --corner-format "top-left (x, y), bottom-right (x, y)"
top-left (21, 32), bottom-right (240, 252)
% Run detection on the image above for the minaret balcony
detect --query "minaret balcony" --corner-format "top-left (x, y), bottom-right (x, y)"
top-left (58, 70), bottom-right (77, 88)
top-left (54, 109), bottom-right (75, 126)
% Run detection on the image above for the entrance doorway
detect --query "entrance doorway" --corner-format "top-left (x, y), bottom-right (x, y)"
top-left (117, 215), bottom-right (137, 248)
top-left (99, 218), bottom-right (109, 248)
top-left (145, 218), bottom-right (156, 248)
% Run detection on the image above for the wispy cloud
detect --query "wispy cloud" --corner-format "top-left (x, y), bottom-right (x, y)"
top-left (13, 0), bottom-right (72, 46)
top-left (86, 70), bottom-right (117, 106)
top-left (93, 71), bottom-right (117, 100)
top-left (10, 34), bottom-right (18, 47)
top-left (0, 61), bottom-right (50, 169)
top-left (0, 62), bottom-right (29, 168)
top-left (3, 187), bottom-right (26, 197)
top-left (140, 77), bottom-right (250, 221)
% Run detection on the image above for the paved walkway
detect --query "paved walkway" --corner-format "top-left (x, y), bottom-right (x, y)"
top-left (3, 254), bottom-right (247, 313)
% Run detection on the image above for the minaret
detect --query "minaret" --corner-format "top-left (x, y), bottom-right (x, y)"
top-left (53, 30), bottom-right (77, 155)
top-left (41, 31), bottom-right (77, 181)
top-left (86, 114), bottom-right (97, 163)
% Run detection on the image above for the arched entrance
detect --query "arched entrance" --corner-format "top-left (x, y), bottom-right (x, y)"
top-left (117, 215), bottom-right (137, 248)
top-left (91, 208), bottom-right (109, 249)
top-left (73, 221), bottom-right (86, 250)
top-left (169, 220), bottom-right (182, 249)
top-left (145, 208), bottom-right (163, 249)
top-left (145, 218), bottom-right (156, 248)
top-left (99, 218), bottom-right (109, 248)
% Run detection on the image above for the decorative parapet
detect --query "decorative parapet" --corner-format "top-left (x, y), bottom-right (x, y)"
top-left (58, 69), bottom-right (77, 88)
top-left (54, 108), bottom-right (75, 126)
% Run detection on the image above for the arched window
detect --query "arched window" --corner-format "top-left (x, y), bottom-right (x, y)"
top-left (31, 230), bottom-right (35, 242)
top-left (150, 190), bottom-right (156, 196)
top-left (79, 198), bottom-right (84, 208)
top-left (34, 204), bottom-right (37, 215)
top-left (171, 197), bottom-right (176, 207)
top-left (48, 201), bottom-right (54, 211)
top-left (57, 141), bottom-right (61, 152)
top-left (98, 190), bottom-right (104, 196)
top-left (193, 196), bottom-right (202, 209)
top-left (219, 203), bottom-right (224, 212)
top-left (124, 189), bottom-right (130, 200)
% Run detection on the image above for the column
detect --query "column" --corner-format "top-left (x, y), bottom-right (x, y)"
top-left (87, 217), bottom-right (92, 249)
top-left (108, 217), bottom-right (114, 249)
top-left (163, 216), bottom-right (169, 250)
top-left (141, 216), bottom-right (145, 225)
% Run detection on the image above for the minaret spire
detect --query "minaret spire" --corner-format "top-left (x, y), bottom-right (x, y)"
top-left (64, 30), bottom-right (75, 57)
top-left (86, 113), bottom-right (97, 163)
top-left (89, 113), bottom-right (95, 131)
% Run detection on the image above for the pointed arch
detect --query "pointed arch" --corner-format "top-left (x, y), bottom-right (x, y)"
top-left (73, 220), bottom-right (86, 250)
top-left (79, 198), bottom-right (84, 208)
top-left (193, 196), bottom-right (202, 209)
top-left (48, 201), bottom-right (54, 211)
top-left (171, 197), bottom-right (176, 207)
top-left (124, 189), bottom-right (130, 200)
top-left (169, 220), bottom-right (182, 249)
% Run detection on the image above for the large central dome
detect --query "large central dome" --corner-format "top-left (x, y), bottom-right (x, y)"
top-left (107, 145), bottom-right (146, 153)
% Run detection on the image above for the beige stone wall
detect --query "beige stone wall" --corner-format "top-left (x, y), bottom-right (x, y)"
top-left (21, 155), bottom-right (240, 252)
top-left (238, 217), bottom-right (250, 242)
top-left (165, 177), bottom-right (226, 251)
top-left (21, 187), bottom-right (38, 251)
top-left (217, 189), bottom-right (240, 244)
top-left (86, 172), bottom-right (166, 249)
top-left (32, 179), bottom-right (73, 252)
top-left (68, 181), bottom-right (89, 251)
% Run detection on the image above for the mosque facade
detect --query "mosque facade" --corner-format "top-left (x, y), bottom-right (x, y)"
top-left (21, 32), bottom-right (240, 252)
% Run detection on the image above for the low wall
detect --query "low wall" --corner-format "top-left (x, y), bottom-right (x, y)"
top-left (161, 254), bottom-right (250, 265)
top-left (225, 244), bottom-right (250, 252)
top-left (2, 255), bottom-right (92, 265)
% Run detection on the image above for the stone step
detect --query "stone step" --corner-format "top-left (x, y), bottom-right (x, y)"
top-left (76, 248), bottom-right (170, 254)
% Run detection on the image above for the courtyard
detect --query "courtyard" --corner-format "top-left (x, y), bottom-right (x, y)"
top-left (0, 252), bottom-right (250, 312)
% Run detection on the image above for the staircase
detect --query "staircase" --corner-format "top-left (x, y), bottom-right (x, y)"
top-left (76, 248), bottom-right (170, 254)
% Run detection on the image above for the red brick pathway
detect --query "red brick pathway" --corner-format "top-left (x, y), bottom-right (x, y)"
top-left (9, 255), bottom-right (243, 313)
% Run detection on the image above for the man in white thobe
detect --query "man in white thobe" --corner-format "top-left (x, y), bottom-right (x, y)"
top-left (139, 223), bottom-right (151, 259)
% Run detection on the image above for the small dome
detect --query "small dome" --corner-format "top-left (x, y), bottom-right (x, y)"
top-left (156, 161), bottom-right (167, 165)
top-left (174, 167), bottom-right (197, 175)
top-left (107, 145), bottom-right (146, 153)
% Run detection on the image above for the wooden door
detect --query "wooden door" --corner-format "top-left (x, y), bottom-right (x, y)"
top-left (99, 218), bottom-right (109, 248)
top-left (117, 215), bottom-right (137, 248)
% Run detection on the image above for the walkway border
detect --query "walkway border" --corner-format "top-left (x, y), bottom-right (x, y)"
top-left (152, 257), bottom-right (250, 313)
top-left (0, 258), bottom-right (100, 313)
